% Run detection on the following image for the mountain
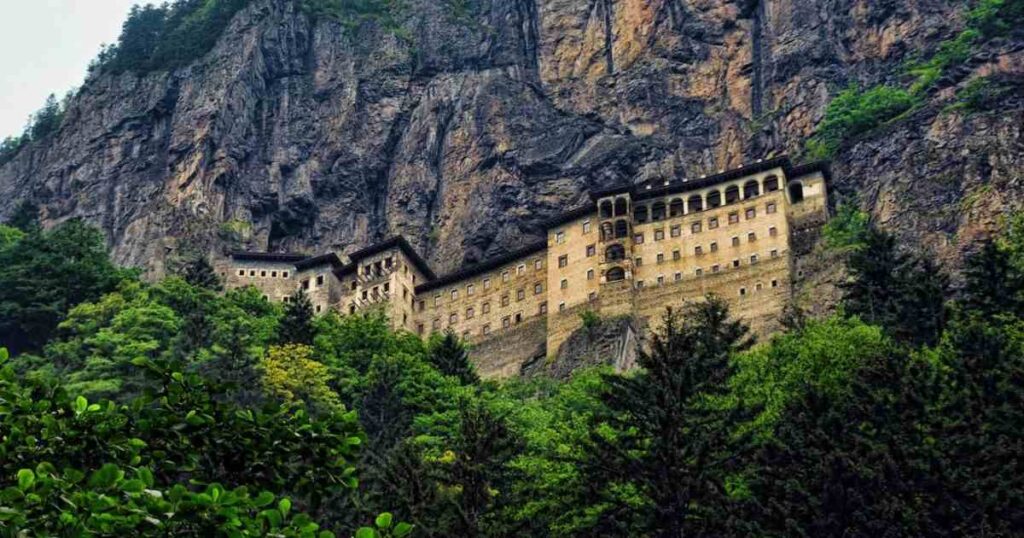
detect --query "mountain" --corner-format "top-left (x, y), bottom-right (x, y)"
top-left (0, 0), bottom-right (1021, 276)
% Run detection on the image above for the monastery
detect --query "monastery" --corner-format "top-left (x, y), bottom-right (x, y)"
top-left (222, 156), bottom-right (830, 377)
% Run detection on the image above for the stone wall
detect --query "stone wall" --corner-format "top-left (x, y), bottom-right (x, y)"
top-left (541, 315), bottom-right (640, 379)
top-left (469, 314), bottom-right (548, 379)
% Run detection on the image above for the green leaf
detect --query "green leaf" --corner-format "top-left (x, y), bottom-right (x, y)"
top-left (278, 497), bottom-right (291, 517)
top-left (74, 396), bottom-right (88, 414)
top-left (393, 522), bottom-right (414, 537)
top-left (375, 512), bottom-right (393, 529)
top-left (121, 479), bottom-right (146, 493)
top-left (355, 528), bottom-right (377, 538)
top-left (16, 469), bottom-right (34, 491)
top-left (253, 491), bottom-right (275, 507)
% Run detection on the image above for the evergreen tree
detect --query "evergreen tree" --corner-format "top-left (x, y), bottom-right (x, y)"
top-left (428, 330), bottom-right (479, 385)
top-left (5, 200), bottom-right (40, 232)
top-left (580, 295), bottom-right (754, 536)
top-left (28, 94), bottom-right (64, 141)
top-left (278, 288), bottom-right (315, 345)
top-left (182, 255), bottom-right (223, 291)
top-left (842, 225), bottom-right (948, 347)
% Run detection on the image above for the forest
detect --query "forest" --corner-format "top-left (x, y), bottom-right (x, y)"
top-left (1, 199), bottom-right (1022, 537)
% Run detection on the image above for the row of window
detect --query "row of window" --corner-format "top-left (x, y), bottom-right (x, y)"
top-left (421, 259), bottom-right (546, 309)
top-left (634, 249), bottom-right (781, 286)
top-left (237, 268), bottom-right (290, 279)
top-left (420, 281), bottom-right (546, 313)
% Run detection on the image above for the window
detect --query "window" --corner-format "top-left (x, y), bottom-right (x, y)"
top-left (539, 302), bottom-right (548, 314)
top-left (515, 312), bottom-right (523, 324)
top-left (282, 272), bottom-right (289, 278)
top-left (637, 280), bottom-right (645, 288)
top-left (383, 282), bottom-right (390, 293)
top-left (657, 253), bottom-right (665, 264)
top-left (484, 278), bottom-right (491, 290)
top-left (771, 249), bottom-right (779, 258)
top-left (271, 271), bottom-right (278, 278)
top-left (501, 295), bottom-right (510, 307)
top-left (558, 255), bottom-right (568, 268)
top-left (634, 233), bottom-right (645, 244)
top-left (766, 202), bottom-right (777, 214)
top-left (654, 229), bottom-right (665, 241)
top-left (673, 250), bottom-right (681, 261)
top-left (675, 272), bottom-right (682, 282)
top-left (362, 290), bottom-right (369, 300)
top-left (352, 281), bottom-right (358, 291)
top-left (583, 220), bottom-right (592, 234)
top-left (729, 212), bottom-right (739, 224)
top-left (732, 236), bottom-right (740, 247)
top-left (560, 279), bottom-right (568, 290)
top-left (261, 271), bottom-right (267, 277)
top-left (712, 264), bottom-right (720, 273)
top-left (769, 226), bottom-right (778, 237)
top-left (635, 257), bottom-right (643, 267)
top-left (451, 289), bottom-right (459, 301)
top-left (503, 316), bottom-right (511, 329)
top-left (517, 264), bottom-right (526, 276)
top-left (657, 275), bottom-right (665, 286)
top-left (695, 246), bottom-right (703, 256)
top-left (589, 291), bottom-right (598, 301)
top-left (709, 217), bottom-right (719, 229)
top-left (772, 279), bottom-right (779, 288)
top-left (250, 270), bottom-right (256, 277)
top-left (748, 232), bottom-right (757, 243)
top-left (696, 268), bottom-right (704, 277)
top-left (559, 302), bottom-right (566, 312)
top-left (556, 231), bottom-right (566, 244)
top-left (733, 259), bottom-right (740, 268)
top-left (449, 313), bottom-right (458, 325)
top-left (417, 323), bottom-right (424, 335)
top-left (534, 282), bottom-right (543, 295)
top-left (535, 259), bottom-right (543, 271)
top-left (302, 279), bottom-right (310, 290)
top-left (517, 288), bottom-right (526, 301)
top-left (587, 269), bottom-right (595, 280)
top-left (502, 271), bottom-right (510, 282)
top-left (756, 282), bottom-right (763, 291)
top-left (586, 244), bottom-right (596, 257)
top-left (740, 287), bottom-right (747, 296)
top-left (434, 295), bottom-right (441, 307)
top-left (417, 300), bottom-right (425, 311)
top-left (483, 324), bottom-right (491, 336)
top-left (238, 269), bottom-right (246, 277)
top-left (482, 302), bottom-right (491, 314)
top-left (316, 305), bottom-right (322, 313)
top-left (710, 242), bottom-right (718, 253)
top-left (750, 254), bottom-right (759, 264)
top-left (745, 208), bottom-right (756, 220)
top-left (670, 225), bottom-right (681, 237)
top-left (433, 318), bottom-right (441, 330)
top-left (691, 222), bottom-right (702, 234)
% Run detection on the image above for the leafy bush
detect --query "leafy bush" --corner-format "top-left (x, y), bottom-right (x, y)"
top-left (907, 29), bottom-right (979, 94)
top-left (579, 309), bottom-right (601, 329)
top-left (805, 84), bottom-right (918, 159)
top-left (948, 76), bottom-right (1012, 112)
top-left (822, 204), bottom-right (871, 251)
top-left (301, 0), bottom-right (406, 32)
top-left (968, 0), bottom-right (1024, 38)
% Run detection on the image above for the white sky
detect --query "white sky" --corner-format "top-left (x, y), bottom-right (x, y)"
top-left (0, 0), bottom-right (148, 139)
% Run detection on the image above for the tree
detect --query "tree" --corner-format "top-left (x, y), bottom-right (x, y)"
top-left (0, 220), bottom-right (126, 355)
top-left (428, 330), bottom-right (479, 385)
top-left (28, 94), bottom-right (65, 140)
top-left (841, 225), bottom-right (948, 347)
top-left (5, 199), bottom-right (40, 231)
top-left (260, 344), bottom-right (342, 413)
top-left (182, 254), bottom-right (223, 291)
top-left (578, 295), bottom-right (754, 536)
top-left (279, 288), bottom-right (315, 345)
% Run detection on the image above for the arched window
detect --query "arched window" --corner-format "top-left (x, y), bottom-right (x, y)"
top-left (614, 219), bottom-right (629, 238)
top-left (614, 198), bottom-right (628, 216)
top-left (725, 185), bottom-right (740, 204)
top-left (606, 267), bottom-right (626, 282)
top-left (635, 205), bottom-right (649, 224)
top-left (601, 222), bottom-right (614, 241)
top-left (669, 198), bottom-right (685, 217)
top-left (707, 190), bottom-right (722, 208)
top-left (763, 175), bottom-right (780, 192)
top-left (605, 244), bottom-right (626, 262)
top-left (600, 200), bottom-right (613, 218)
top-left (651, 202), bottom-right (666, 221)
top-left (789, 181), bottom-right (805, 203)
top-left (743, 180), bottom-right (760, 199)
top-left (688, 195), bottom-right (703, 213)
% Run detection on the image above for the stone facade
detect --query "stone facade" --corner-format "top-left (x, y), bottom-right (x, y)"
top-left (221, 157), bottom-right (829, 378)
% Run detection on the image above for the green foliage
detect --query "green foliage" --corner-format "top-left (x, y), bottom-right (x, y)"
top-left (0, 220), bottom-right (128, 355)
top-left (805, 84), bottom-right (918, 159)
top-left (301, 0), bottom-right (407, 33)
top-left (5, 199), bottom-right (41, 232)
top-left (907, 29), bottom-right (980, 94)
top-left (0, 224), bottom-right (25, 250)
top-left (822, 204), bottom-right (870, 252)
top-left (578, 308), bottom-right (601, 329)
top-left (0, 94), bottom-right (69, 165)
top-left (280, 288), bottom-right (316, 345)
top-left (947, 76), bottom-right (1013, 113)
top-left (427, 330), bottom-right (479, 385)
top-left (967, 0), bottom-right (1024, 38)
top-left (260, 344), bottom-right (343, 413)
top-left (95, 0), bottom-right (252, 74)
top-left (181, 254), bottom-right (223, 291)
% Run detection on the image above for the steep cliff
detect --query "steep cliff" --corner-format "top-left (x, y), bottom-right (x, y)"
top-left (1, 0), bottom-right (1021, 277)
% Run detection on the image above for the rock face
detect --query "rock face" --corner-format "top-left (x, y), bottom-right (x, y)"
top-left (1, 0), bottom-right (1021, 277)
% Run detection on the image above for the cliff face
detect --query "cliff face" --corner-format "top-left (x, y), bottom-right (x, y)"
top-left (1, 0), bottom-right (1021, 276)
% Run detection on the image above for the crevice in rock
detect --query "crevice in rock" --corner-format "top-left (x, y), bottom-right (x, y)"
top-left (600, 0), bottom-right (615, 75)
top-left (750, 0), bottom-right (765, 118)
top-left (516, 0), bottom-right (540, 73)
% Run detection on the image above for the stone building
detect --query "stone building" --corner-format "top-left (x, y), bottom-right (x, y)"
top-left (221, 156), bottom-right (829, 378)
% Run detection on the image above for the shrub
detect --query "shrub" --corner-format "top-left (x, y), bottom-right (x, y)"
top-left (805, 84), bottom-right (918, 159)
top-left (822, 204), bottom-right (871, 252)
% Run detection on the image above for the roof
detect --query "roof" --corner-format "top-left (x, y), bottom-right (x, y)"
top-left (415, 240), bottom-right (548, 294)
top-left (230, 251), bottom-right (308, 263)
top-left (335, 236), bottom-right (437, 281)
top-left (294, 252), bottom-right (344, 271)
top-left (540, 204), bottom-right (595, 229)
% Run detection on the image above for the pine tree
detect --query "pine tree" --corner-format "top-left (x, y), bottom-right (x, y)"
top-left (5, 200), bottom-right (39, 232)
top-left (961, 239), bottom-right (1024, 318)
top-left (278, 288), bottom-right (315, 345)
top-left (182, 255), bottom-right (223, 291)
top-left (428, 330), bottom-right (479, 385)
top-left (580, 295), bottom-right (754, 536)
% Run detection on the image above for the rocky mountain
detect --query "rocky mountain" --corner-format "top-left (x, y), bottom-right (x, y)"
top-left (1, 0), bottom-right (1021, 277)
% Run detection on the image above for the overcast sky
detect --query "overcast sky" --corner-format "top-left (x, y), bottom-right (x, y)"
top-left (0, 0), bottom-right (147, 139)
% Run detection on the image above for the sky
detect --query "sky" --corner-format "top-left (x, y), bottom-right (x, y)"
top-left (0, 0), bottom-right (147, 139)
